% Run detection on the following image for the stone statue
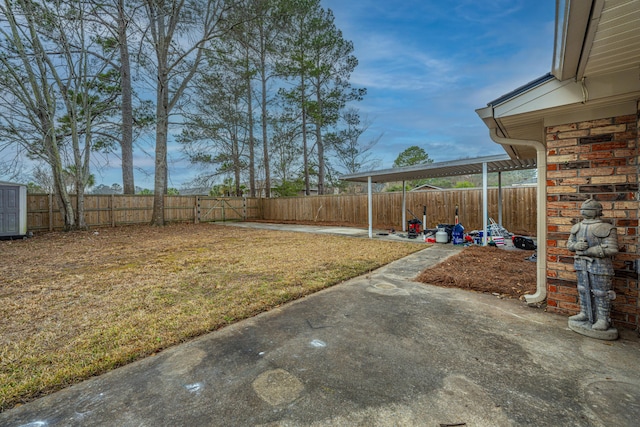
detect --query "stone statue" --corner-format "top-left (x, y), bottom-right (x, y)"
top-left (567, 199), bottom-right (619, 340)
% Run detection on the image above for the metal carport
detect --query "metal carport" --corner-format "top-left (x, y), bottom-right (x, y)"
top-left (339, 154), bottom-right (537, 244)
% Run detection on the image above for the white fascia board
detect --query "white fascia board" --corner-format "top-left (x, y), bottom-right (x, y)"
top-left (475, 105), bottom-right (493, 121)
top-left (492, 68), bottom-right (640, 120)
top-left (552, 0), bottom-right (570, 78)
top-left (552, 0), bottom-right (595, 81)
top-left (493, 78), bottom-right (583, 118)
top-left (475, 106), bottom-right (500, 132)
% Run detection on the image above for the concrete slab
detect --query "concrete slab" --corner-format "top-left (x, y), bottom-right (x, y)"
top-left (217, 221), bottom-right (371, 236)
top-left (2, 228), bottom-right (639, 427)
top-left (217, 222), bottom-right (430, 242)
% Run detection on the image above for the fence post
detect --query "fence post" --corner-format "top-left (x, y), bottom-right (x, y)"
top-left (26, 187), bottom-right (537, 234)
top-left (195, 196), bottom-right (200, 224)
top-left (111, 194), bottom-right (116, 227)
top-left (48, 193), bottom-right (53, 231)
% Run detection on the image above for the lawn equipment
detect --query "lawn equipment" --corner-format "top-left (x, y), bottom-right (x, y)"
top-left (512, 235), bottom-right (537, 250)
top-left (407, 209), bottom-right (422, 239)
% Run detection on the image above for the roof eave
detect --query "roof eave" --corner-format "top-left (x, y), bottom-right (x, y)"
top-left (552, 0), bottom-right (598, 81)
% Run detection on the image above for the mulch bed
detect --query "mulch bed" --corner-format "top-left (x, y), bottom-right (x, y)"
top-left (416, 245), bottom-right (537, 299)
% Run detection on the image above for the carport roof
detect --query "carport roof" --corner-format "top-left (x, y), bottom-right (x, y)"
top-left (340, 154), bottom-right (536, 184)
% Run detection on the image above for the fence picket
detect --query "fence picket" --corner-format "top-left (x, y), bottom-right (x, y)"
top-left (25, 187), bottom-right (536, 234)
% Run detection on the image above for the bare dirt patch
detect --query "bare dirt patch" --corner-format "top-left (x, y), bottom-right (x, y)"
top-left (416, 245), bottom-right (537, 299)
top-left (0, 223), bottom-right (422, 411)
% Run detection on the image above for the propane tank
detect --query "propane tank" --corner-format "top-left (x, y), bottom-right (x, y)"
top-left (435, 228), bottom-right (448, 243)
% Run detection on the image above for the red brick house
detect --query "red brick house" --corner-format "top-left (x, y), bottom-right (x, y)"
top-left (476, 0), bottom-right (640, 331)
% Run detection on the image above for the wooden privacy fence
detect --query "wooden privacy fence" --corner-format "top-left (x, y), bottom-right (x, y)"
top-left (25, 187), bottom-right (536, 234)
top-left (26, 194), bottom-right (261, 231)
top-left (261, 186), bottom-right (537, 234)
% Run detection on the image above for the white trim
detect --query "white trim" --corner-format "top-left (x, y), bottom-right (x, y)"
top-left (482, 162), bottom-right (488, 246)
top-left (498, 172), bottom-right (503, 226)
top-left (367, 176), bottom-right (372, 239)
top-left (552, 0), bottom-right (595, 81)
top-left (576, 0), bottom-right (605, 80)
top-left (19, 185), bottom-right (27, 235)
top-left (402, 182), bottom-right (406, 232)
top-left (544, 99), bottom-right (638, 127)
top-left (485, 69), bottom-right (640, 121)
top-left (0, 181), bottom-right (27, 187)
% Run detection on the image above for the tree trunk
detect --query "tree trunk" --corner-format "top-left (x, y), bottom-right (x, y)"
top-left (315, 87), bottom-right (324, 195)
top-left (260, 74), bottom-right (270, 198)
top-left (301, 76), bottom-right (310, 196)
top-left (233, 132), bottom-right (241, 196)
top-left (76, 184), bottom-right (87, 229)
top-left (259, 28), bottom-right (270, 198)
top-left (48, 141), bottom-right (75, 230)
top-left (246, 64), bottom-right (256, 197)
top-left (119, 0), bottom-right (135, 194)
top-left (151, 69), bottom-right (169, 226)
top-left (75, 124), bottom-right (93, 230)
top-left (316, 122), bottom-right (324, 195)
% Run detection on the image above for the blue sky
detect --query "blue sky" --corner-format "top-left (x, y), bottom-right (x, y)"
top-left (2, 0), bottom-right (556, 189)
top-left (322, 0), bottom-right (555, 170)
top-left (129, 0), bottom-right (556, 188)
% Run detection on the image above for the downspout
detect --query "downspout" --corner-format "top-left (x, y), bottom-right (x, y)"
top-left (490, 128), bottom-right (547, 304)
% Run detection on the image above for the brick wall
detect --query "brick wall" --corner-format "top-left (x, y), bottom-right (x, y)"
top-left (545, 104), bottom-right (640, 331)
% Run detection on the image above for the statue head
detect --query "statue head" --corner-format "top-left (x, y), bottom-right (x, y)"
top-left (580, 198), bottom-right (603, 219)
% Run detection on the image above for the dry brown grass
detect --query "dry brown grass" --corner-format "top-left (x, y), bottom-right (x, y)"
top-left (0, 223), bottom-right (422, 411)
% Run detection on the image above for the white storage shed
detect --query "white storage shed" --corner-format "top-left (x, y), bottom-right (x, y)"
top-left (0, 181), bottom-right (28, 238)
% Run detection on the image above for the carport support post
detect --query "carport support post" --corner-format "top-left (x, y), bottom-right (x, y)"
top-left (498, 172), bottom-right (503, 226)
top-left (482, 162), bottom-right (488, 246)
top-left (368, 176), bottom-right (373, 238)
top-left (402, 181), bottom-right (406, 232)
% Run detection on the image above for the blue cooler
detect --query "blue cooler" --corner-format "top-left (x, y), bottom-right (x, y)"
top-left (452, 223), bottom-right (464, 245)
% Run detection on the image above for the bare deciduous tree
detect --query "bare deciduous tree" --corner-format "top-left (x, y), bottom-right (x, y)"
top-left (143, 0), bottom-right (234, 226)
top-left (0, 0), bottom-right (117, 229)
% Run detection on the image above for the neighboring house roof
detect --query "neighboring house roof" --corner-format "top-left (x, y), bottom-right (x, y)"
top-left (410, 183), bottom-right (443, 191)
top-left (179, 187), bottom-right (211, 195)
top-left (476, 0), bottom-right (640, 160)
top-left (0, 181), bottom-right (26, 187)
top-left (90, 186), bottom-right (121, 195)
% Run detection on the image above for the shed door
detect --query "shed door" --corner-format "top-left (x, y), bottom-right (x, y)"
top-left (0, 186), bottom-right (20, 236)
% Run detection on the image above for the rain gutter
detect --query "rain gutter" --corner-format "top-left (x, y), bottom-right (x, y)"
top-left (489, 128), bottom-right (547, 304)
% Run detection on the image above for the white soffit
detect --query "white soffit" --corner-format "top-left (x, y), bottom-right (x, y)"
top-left (493, 0), bottom-right (640, 122)
top-left (582, 0), bottom-right (640, 78)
